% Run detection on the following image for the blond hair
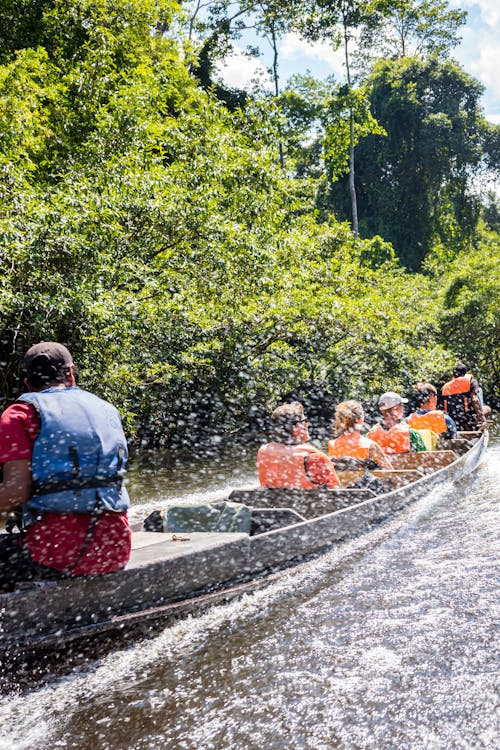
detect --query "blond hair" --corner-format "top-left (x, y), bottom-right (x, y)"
top-left (334, 400), bottom-right (364, 435)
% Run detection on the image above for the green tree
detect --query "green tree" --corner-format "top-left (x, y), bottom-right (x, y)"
top-left (1, 0), bottom-right (490, 447)
top-left (435, 233), bottom-right (500, 398)
top-left (482, 192), bottom-right (500, 233)
top-left (329, 57), bottom-right (499, 269)
top-left (356, 0), bottom-right (466, 70)
top-left (297, 0), bottom-right (387, 236)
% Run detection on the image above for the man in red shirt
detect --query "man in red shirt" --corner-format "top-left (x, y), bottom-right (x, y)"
top-left (0, 342), bottom-right (131, 589)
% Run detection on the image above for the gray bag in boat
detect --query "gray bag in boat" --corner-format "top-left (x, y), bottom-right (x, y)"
top-left (167, 501), bottom-right (252, 533)
top-left (144, 501), bottom-right (252, 534)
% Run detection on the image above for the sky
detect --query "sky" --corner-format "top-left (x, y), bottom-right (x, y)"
top-left (214, 0), bottom-right (500, 125)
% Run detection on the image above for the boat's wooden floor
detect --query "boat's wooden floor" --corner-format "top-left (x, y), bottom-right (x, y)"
top-left (129, 531), bottom-right (249, 567)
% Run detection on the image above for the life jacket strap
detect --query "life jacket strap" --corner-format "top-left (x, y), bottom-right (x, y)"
top-left (31, 475), bottom-right (123, 497)
top-left (69, 445), bottom-right (82, 496)
top-left (117, 446), bottom-right (125, 491)
top-left (61, 505), bottom-right (101, 576)
top-left (303, 452), bottom-right (327, 487)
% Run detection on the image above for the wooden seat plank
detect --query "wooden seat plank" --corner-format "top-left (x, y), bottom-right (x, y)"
top-left (389, 450), bottom-right (457, 474)
top-left (336, 470), bottom-right (365, 488)
top-left (228, 487), bottom-right (376, 519)
top-left (130, 531), bottom-right (249, 565)
top-left (435, 437), bottom-right (473, 455)
top-left (337, 469), bottom-right (423, 491)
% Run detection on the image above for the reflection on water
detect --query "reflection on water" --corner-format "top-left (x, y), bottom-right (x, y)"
top-left (0, 438), bottom-right (498, 750)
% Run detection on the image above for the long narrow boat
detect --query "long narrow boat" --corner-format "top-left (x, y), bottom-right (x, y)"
top-left (0, 431), bottom-right (488, 661)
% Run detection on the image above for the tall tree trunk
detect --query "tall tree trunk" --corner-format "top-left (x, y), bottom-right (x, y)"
top-left (270, 21), bottom-right (284, 170)
top-left (343, 17), bottom-right (358, 237)
top-left (348, 111), bottom-right (358, 237)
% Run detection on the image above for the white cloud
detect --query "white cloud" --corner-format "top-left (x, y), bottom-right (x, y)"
top-left (215, 8), bottom-right (500, 120)
top-left (453, 6), bottom-right (500, 119)
top-left (451, 0), bottom-right (500, 28)
top-left (280, 32), bottom-right (345, 77)
top-left (214, 46), bottom-right (272, 90)
top-left (466, 39), bottom-right (500, 101)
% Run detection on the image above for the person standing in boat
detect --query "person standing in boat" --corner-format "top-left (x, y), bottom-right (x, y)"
top-left (328, 400), bottom-right (393, 469)
top-left (407, 382), bottom-right (457, 439)
top-left (441, 364), bottom-right (487, 431)
top-left (0, 342), bottom-right (131, 587)
top-left (257, 401), bottom-right (340, 489)
top-left (368, 392), bottom-right (427, 454)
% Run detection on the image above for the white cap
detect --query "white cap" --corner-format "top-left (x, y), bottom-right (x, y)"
top-left (378, 391), bottom-right (408, 411)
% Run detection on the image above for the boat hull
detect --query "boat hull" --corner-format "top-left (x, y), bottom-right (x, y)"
top-left (0, 431), bottom-right (488, 659)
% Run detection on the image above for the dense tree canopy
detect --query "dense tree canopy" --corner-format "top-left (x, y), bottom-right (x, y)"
top-left (0, 0), bottom-right (498, 445)
top-left (328, 57), bottom-right (496, 269)
top-left (356, 0), bottom-right (467, 66)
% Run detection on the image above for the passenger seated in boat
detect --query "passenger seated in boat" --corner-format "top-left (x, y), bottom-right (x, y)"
top-left (328, 400), bottom-right (393, 469)
top-left (441, 364), bottom-right (488, 431)
top-left (0, 342), bottom-right (131, 589)
top-left (368, 392), bottom-right (427, 455)
top-left (407, 382), bottom-right (457, 439)
top-left (257, 402), bottom-right (339, 489)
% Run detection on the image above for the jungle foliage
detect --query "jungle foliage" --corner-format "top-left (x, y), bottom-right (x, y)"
top-left (0, 0), bottom-right (498, 445)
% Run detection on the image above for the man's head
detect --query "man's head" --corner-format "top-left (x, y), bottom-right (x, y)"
top-left (378, 391), bottom-right (408, 422)
top-left (24, 342), bottom-right (75, 390)
top-left (270, 401), bottom-right (309, 443)
top-left (412, 382), bottom-right (437, 409)
top-left (453, 363), bottom-right (467, 378)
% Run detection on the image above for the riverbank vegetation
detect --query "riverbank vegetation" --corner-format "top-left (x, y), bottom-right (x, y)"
top-left (0, 0), bottom-right (499, 445)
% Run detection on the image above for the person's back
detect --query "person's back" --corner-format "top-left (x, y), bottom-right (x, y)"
top-left (368, 392), bottom-right (427, 455)
top-left (0, 342), bottom-right (131, 586)
top-left (368, 421), bottom-right (413, 454)
top-left (327, 400), bottom-right (393, 469)
top-left (441, 364), bottom-right (486, 431)
top-left (328, 431), bottom-right (372, 460)
top-left (257, 402), bottom-right (339, 489)
top-left (257, 441), bottom-right (335, 489)
top-left (407, 382), bottom-right (457, 439)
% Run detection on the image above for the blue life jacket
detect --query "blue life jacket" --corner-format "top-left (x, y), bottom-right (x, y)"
top-left (19, 387), bottom-right (130, 526)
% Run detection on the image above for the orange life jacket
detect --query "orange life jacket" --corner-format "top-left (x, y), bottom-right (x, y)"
top-left (442, 374), bottom-right (472, 397)
top-left (441, 374), bottom-right (478, 428)
top-left (407, 410), bottom-right (448, 435)
top-left (328, 432), bottom-right (371, 461)
top-left (442, 374), bottom-right (473, 400)
top-left (257, 442), bottom-right (328, 489)
top-left (368, 422), bottom-right (411, 454)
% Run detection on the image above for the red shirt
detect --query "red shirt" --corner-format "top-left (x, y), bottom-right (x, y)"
top-left (0, 402), bottom-right (131, 574)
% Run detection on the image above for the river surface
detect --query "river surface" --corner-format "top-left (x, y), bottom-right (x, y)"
top-left (0, 429), bottom-right (498, 749)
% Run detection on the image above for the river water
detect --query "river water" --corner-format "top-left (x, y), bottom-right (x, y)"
top-left (0, 430), bottom-right (498, 749)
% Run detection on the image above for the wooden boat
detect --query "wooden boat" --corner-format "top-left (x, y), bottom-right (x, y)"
top-left (0, 430), bottom-right (488, 662)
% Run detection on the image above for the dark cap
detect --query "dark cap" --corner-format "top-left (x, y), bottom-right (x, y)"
top-left (453, 363), bottom-right (467, 377)
top-left (24, 342), bottom-right (73, 387)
